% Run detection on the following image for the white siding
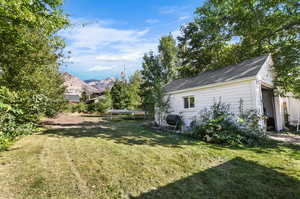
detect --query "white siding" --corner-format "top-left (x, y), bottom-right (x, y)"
top-left (286, 97), bottom-right (300, 126)
top-left (273, 96), bottom-right (300, 130)
top-left (167, 80), bottom-right (256, 126)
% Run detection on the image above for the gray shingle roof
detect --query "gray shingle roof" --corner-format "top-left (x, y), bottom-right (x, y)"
top-left (65, 94), bottom-right (80, 103)
top-left (165, 55), bottom-right (269, 93)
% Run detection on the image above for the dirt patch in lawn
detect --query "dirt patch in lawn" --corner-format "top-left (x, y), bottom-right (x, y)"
top-left (41, 113), bottom-right (105, 129)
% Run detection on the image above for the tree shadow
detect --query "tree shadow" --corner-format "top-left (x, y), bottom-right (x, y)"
top-left (41, 120), bottom-right (196, 148)
top-left (130, 157), bottom-right (300, 199)
top-left (41, 119), bottom-right (300, 153)
top-left (80, 114), bottom-right (101, 118)
top-left (205, 139), bottom-right (300, 160)
top-left (42, 121), bottom-right (103, 127)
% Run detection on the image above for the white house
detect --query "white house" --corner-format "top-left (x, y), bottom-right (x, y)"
top-left (159, 54), bottom-right (300, 131)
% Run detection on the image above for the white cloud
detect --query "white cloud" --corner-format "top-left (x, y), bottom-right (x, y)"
top-left (146, 19), bottom-right (159, 24)
top-left (88, 65), bottom-right (113, 71)
top-left (61, 23), bottom-right (150, 50)
top-left (178, 16), bottom-right (190, 21)
top-left (159, 6), bottom-right (179, 14)
top-left (69, 18), bottom-right (116, 27)
top-left (60, 18), bottom-right (157, 78)
top-left (96, 53), bottom-right (140, 62)
top-left (159, 5), bottom-right (192, 15)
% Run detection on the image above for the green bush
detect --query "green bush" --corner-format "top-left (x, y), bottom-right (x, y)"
top-left (0, 87), bottom-right (36, 151)
top-left (87, 103), bottom-right (97, 113)
top-left (77, 102), bottom-right (87, 113)
top-left (64, 102), bottom-right (88, 113)
top-left (64, 92), bottom-right (112, 114)
top-left (191, 101), bottom-right (266, 145)
top-left (96, 92), bottom-right (112, 113)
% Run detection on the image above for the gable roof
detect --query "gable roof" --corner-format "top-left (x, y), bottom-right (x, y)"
top-left (165, 55), bottom-right (269, 93)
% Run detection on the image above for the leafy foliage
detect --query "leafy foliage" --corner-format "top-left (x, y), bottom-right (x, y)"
top-left (0, 0), bottom-right (69, 149)
top-left (111, 79), bottom-right (132, 109)
top-left (128, 71), bottom-right (142, 109)
top-left (65, 91), bottom-right (112, 114)
top-left (191, 101), bottom-right (266, 145)
top-left (95, 91), bottom-right (112, 113)
top-left (178, 0), bottom-right (300, 96)
top-left (0, 0), bottom-right (69, 117)
top-left (158, 34), bottom-right (178, 81)
top-left (141, 34), bottom-right (178, 116)
top-left (80, 92), bottom-right (89, 103)
top-left (0, 87), bottom-right (36, 151)
top-left (110, 72), bottom-right (142, 110)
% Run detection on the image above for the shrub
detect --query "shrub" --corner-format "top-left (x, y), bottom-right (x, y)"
top-left (87, 103), bottom-right (97, 113)
top-left (77, 102), bottom-right (87, 113)
top-left (0, 87), bottom-right (36, 151)
top-left (95, 94), bottom-right (112, 114)
top-left (68, 102), bottom-right (87, 113)
top-left (191, 101), bottom-right (266, 145)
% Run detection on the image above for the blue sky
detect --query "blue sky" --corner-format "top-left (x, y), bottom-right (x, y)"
top-left (60, 0), bottom-right (204, 80)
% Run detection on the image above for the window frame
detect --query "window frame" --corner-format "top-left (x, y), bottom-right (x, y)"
top-left (183, 96), bottom-right (195, 109)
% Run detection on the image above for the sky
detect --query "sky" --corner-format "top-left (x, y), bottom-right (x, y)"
top-left (60, 0), bottom-right (204, 80)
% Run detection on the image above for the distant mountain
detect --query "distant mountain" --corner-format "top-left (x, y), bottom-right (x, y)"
top-left (63, 72), bottom-right (99, 96)
top-left (85, 77), bottom-right (116, 93)
top-left (84, 79), bottom-right (98, 83)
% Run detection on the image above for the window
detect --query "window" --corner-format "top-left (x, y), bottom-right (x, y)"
top-left (183, 96), bottom-right (195, 109)
top-left (184, 97), bottom-right (189, 108)
top-left (190, 97), bottom-right (195, 108)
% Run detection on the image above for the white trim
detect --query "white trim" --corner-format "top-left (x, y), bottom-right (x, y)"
top-left (167, 76), bottom-right (257, 95)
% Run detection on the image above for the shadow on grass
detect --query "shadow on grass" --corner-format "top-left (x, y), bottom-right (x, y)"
top-left (41, 119), bottom-right (300, 153)
top-left (42, 121), bottom-right (104, 127)
top-left (41, 120), bottom-right (196, 148)
top-left (80, 114), bottom-right (102, 118)
top-left (206, 139), bottom-right (300, 160)
top-left (130, 157), bottom-right (300, 199)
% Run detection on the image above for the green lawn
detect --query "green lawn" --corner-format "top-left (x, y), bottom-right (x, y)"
top-left (0, 114), bottom-right (299, 199)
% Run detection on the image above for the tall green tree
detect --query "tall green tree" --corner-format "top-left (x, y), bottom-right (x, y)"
top-left (141, 52), bottom-right (161, 113)
top-left (141, 34), bottom-right (178, 116)
top-left (110, 79), bottom-right (131, 109)
top-left (0, 0), bottom-right (69, 118)
top-left (128, 71), bottom-right (142, 109)
top-left (178, 0), bottom-right (300, 96)
top-left (110, 72), bottom-right (142, 110)
top-left (158, 34), bottom-right (178, 81)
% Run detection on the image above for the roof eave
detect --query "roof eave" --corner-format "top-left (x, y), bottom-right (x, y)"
top-left (166, 76), bottom-right (257, 95)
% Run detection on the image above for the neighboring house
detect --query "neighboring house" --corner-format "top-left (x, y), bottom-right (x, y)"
top-left (63, 72), bottom-right (100, 103)
top-left (65, 94), bottom-right (81, 103)
top-left (159, 54), bottom-right (300, 131)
